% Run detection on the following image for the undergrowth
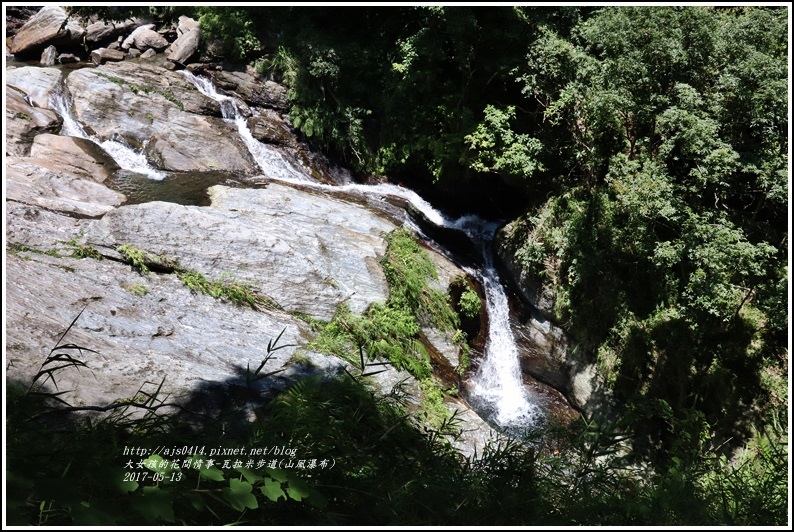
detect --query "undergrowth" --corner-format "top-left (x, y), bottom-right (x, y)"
top-left (115, 243), bottom-right (279, 310)
top-left (7, 308), bottom-right (785, 525)
top-left (306, 228), bottom-right (483, 435)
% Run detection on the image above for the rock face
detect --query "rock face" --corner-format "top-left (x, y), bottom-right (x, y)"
top-left (214, 68), bottom-right (289, 111)
top-left (40, 45), bottom-right (57, 66)
top-left (495, 219), bottom-right (613, 417)
top-left (176, 15), bottom-right (200, 34)
top-left (5, 66), bottom-right (64, 109)
top-left (91, 47), bottom-right (126, 65)
top-left (29, 133), bottom-right (120, 182)
top-left (247, 110), bottom-right (293, 145)
top-left (83, 184), bottom-right (397, 321)
top-left (85, 19), bottom-right (139, 45)
top-left (10, 6), bottom-right (85, 57)
top-left (167, 25), bottom-right (200, 66)
top-left (6, 86), bottom-right (61, 156)
top-left (121, 24), bottom-right (168, 52)
top-left (57, 53), bottom-right (80, 64)
top-left (64, 62), bottom-right (258, 174)
top-left (5, 157), bottom-right (126, 217)
top-left (6, 131), bottom-right (125, 217)
top-left (5, 250), bottom-right (333, 411)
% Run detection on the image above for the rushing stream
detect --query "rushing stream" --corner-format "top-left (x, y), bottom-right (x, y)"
top-left (52, 71), bottom-right (544, 434)
top-left (50, 87), bottom-right (165, 180)
top-left (181, 71), bottom-right (311, 182)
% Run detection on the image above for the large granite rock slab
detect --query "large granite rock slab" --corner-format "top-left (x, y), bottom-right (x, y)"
top-left (5, 66), bottom-right (64, 109)
top-left (6, 156), bottom-right (125, 217)
top-left (10, 6), bottom-right (85, 57)
top-left (6, 86), bottom-right (62, 156)
top-left (83, 184), bottom-right (396, 320)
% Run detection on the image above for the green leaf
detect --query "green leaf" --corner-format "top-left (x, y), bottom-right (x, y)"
top-left (260, 478), bottom-right (286, 502)
top-left (222, 478), bottom-right (259, 511)
top-left (111, 468), bottom-right (139, 494)
top-left (142, 454), bottom-right (172, 476)
top-left (265, 467), bottom-right (289, 483)
top-left (235, 466), bottom-right (263, 484)
top-left (131, 485), bottom-right (175, 523)
top-left (199, 465), bottom-right (225, 482)
top-left (286, 476), bottom-right (310, 502)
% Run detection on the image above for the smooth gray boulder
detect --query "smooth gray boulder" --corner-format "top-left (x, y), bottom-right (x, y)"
top-left (167, 27), bottom-right (200, 66)
top-left (10, 6), bottom-right (85, 56)
top-left (4, 250), bottom-right (328, 412)
top-left (79, 181), bottom-right (470, 371)
top-left (29, 133), bottom-right (120, 182)
top-left (5, 66), bottom-right (63, 109)
top-left (5, 244), bottom-right (491, 456)
top-left (121, 25), bottom-right (168, 52)
top-left (84, 184), bottom-right (396, 320)
top-left (176, 15), bottom-right (200, 34)
top-left (57, 53), bottom-right (80, 64)
top-left (6, 199), bottom-right (92, 251)
top-left (247, 111), bottom-right (293, 145)
top-left (91, 47), bottom-right (125, 65)
top-left (40, 45), bottom-right (57, 66)
top-left (85, 19), bottom-right (139, 45)
top-left (214, 68), bottom-right (289, 111)
top-left (5, 157), bottom-right (125, 217)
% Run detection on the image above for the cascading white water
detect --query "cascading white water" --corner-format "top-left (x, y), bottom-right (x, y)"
top-left (448, 219), bottom-right (544, 431)
top-left (181, 71), bottom-right (311, 182)
top-left (473, 264), bottom-right (543, 428)
top-left (257, 173), bottom-right (543, 430)
top-left (49, 88), bottom-right (165, 180)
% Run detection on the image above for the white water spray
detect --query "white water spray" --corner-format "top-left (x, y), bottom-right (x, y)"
top-left (445, 218), bottom-right (543, 429)
top-left (50, 88), bottom-right (165, 180)
top-left (181, 71), bottom-right (311, 182)
top-left (252, 173), bottom-right (543, 430)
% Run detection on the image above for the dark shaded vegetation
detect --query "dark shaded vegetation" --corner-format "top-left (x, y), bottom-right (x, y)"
top-left (6, 316), bottom-right (788, 526)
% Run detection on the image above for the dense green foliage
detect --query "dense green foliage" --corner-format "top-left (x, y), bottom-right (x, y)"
top-left (194, 5), bottom-right (787, 519)
top-left (198, 2), bottom-right (787, 455)
top-left (496, 6), bottom-right (788, 464)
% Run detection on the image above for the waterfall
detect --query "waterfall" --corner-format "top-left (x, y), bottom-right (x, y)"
top-left (357, 185), bottom-right (544, 430)
top-left (254, 174), bottom-right (544, 431)
top-left (180, 71), bottom-right (311, 182)
top-left (49, 88), bottom-right (165, 180)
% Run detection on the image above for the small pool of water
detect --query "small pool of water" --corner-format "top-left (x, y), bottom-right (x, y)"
top-left (106, 170), bottom-right (248, 206)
